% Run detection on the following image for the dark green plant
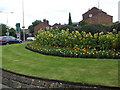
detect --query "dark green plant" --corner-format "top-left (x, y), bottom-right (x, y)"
top-left (68, 12), bottom-right (73, 25)
top-left (9, 28), bottom-right (17, 37)
top-left (79, 20), bottom-right (89, 27)
top-left (28, 20), bottom-right (41, 36)
top-left (79, 24), bottom-right (109, 34)
top-left (110, 23), bottom-right (120, 32)
top-left (0, 24), bottom-right (7, 36)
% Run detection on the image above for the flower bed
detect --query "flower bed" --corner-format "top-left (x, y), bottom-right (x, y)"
top-left (26, 42), bottom-right (120, 59)
top-left (35, 29), bottom-right (120, 50)
top-left (26, 29), bottom-right (120, 59)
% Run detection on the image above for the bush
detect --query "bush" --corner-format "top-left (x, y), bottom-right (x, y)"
top-left (79, 24), bottom-right (109, 34)
top-left (109, 23), bottom-right (120, 32)
top-left (59, 25), bottom-right (79, 32)
top-left (35, 29), bottom-right (120, 51)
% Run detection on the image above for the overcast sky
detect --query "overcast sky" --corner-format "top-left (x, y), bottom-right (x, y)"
top-left (0, 0), bottom-right (119, 28)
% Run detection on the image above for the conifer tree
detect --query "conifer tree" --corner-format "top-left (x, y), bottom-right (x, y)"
top-left (68, 12), bottom-right (72, 25)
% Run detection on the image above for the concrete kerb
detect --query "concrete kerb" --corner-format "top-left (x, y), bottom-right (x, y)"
top-left (1, 68), bottom-right (120, 89)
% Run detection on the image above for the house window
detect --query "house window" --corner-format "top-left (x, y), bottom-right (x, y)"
top-left (46, 26), bottom-right (49, 30)
top-left (89, 14), bottom-right (93, 17)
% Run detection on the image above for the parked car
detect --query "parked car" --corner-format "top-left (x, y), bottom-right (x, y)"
top-left (0, 36), bottom-right (22, 45)
top-left (26, 37), bottom-right (35, 41)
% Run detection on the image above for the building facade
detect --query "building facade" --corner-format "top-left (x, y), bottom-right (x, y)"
top-left (34, 19), bottom-right (50, 33)
top-left (82, 7), bottom-right (113, 25)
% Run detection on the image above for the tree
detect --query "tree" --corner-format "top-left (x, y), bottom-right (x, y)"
top-left (28, 20), bottom-right (41, 36)
top-left (0, 24), bottom-right (7, 36)
top-left (68, 12), bottom-right (72, 25)
top-left (28, 25), bottom-right (34, 33)
top-left (0, 24), bottom-right (16, 37)
top-left (9, 28), bottom-right (17, 37)
top-left (32, 20), bottom-right (41, 27)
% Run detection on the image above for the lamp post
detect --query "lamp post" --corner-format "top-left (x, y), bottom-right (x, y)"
top-left (118, 1), bottom-right (120, 22)
top-left (22, 0), bottom-right (25, 41)
top-left (0, 11), bottom-right (14, 36)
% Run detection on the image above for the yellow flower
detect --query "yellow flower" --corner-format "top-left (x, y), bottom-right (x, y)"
top-left (61, 30), bottom-right (65, 33)
top-left (74, 35), bottom-right (77, 38)
top-left (68, 36), bottom-right (71, 39)
top-left (72, 31), bottom-right (74, 34)
top-left (75, 31), bottom-right (79, 34)
top-left (85, 34), bottom-right (89, 37)
top-left (79, 37), bottom-right (82, 39)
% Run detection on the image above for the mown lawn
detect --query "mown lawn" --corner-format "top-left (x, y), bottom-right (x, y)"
top-left (1, 43), bottom-right (119, 87)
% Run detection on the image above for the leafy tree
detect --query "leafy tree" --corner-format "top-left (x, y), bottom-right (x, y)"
top-left (28, 25), bottom-right (34, 33)
top-left (0, 24), bottom-right (7, 36)
top-left (0, 24), bottom-right (17, 37)
top-left (28, 20), bottom-right (41, 35)
top-left (68, 12), bottom-right (72, 25)
top-left (32, 20), bottom-right (41, 27)
top-left (9, 28), bottom-right (17, 37)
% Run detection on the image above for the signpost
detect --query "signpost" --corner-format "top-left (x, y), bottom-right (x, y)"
top-left (16, 23), bottom-right (21, 40)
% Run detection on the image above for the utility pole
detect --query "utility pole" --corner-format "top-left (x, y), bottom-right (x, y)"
top-left (22, 0), bottom-right (25, 41)
top-left (97, 0), bottom-right (100, 24)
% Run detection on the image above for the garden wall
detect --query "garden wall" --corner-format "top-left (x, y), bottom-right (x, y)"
top-left (1, 68), bottom-right (119, 89)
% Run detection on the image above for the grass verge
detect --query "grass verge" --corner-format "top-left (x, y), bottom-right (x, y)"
top-left (1, 43), bottom-right (119, 87)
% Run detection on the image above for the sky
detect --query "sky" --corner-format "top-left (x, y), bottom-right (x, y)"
top-left (0, 0), bottom-right (120, 29)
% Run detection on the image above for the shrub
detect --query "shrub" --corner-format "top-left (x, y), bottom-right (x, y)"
top-left (79, 24), bottom-right (109, 34)
top-left (35, 29), bottom-right (120, 51)
top-left (110, 23), bottom-right (120, 32)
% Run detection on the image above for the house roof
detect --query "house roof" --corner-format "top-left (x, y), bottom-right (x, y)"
top-left (82, 7), bottom-right (112, 17)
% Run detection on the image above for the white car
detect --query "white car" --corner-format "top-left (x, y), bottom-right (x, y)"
top-left (26, 37), bottom-right (35, 41)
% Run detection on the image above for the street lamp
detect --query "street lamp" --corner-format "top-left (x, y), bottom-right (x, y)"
top-left (22, 0), bottom-right (26, 41)
top-left (0, 11), bottom-right (14, 36)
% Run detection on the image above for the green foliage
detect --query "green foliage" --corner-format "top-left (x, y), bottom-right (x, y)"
top-left (32, 20), bottom-right (41, 27)
top-left (28, 20), bottom-right (41, 35)
top-left (26, 42), bottom-right (120, 59)
top-left (0, 24), bottom-right (16, 37)
top-left (35, 29), bottom-right (120, 53)
top-left (79, 20), bottom-right (89, 27)
top-left (79, 24), bottom-right (109, 34)
top-left (28, 25), bottom-right (34, 33)
top-left (0, 24), bottom-right (7, 36)
top-left (9, 28), bottom-right (17, 37)
top-left (59, 25), bottom-right (77, 32)
top-left (68, 12), bottom-right (72, 25)
top-left (110, 23), bottom-right (120, 32)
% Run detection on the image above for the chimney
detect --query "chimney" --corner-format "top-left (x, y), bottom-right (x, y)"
top-left (43, 19), bottom-right (49, 25)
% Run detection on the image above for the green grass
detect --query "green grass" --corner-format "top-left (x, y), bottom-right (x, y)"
top-left (1, 43), bottom-right (119, 87)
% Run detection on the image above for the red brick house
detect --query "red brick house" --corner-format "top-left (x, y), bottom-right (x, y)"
top-left (82, 7), bottom-right (113, 25)
top-left (34, 19), bottom-right (50, 33)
